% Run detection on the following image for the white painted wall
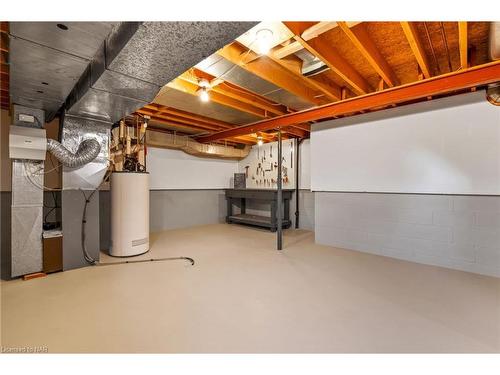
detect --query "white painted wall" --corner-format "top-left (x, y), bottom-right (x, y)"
top-left (147, 147), bottom-right (238, 190)
top-left (299, 139), bottom-right (311, 190)
top-left (311, 91), bottom-right (500, 195)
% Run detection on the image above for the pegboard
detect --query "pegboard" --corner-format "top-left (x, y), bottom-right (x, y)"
top-left (238, 139), bottom-right (296, 189)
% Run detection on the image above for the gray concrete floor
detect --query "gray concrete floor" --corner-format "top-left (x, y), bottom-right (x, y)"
top-left (1, 224), bottom-right (499, 353)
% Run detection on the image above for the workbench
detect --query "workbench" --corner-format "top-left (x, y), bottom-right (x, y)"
top-left (224, 189), bottom-right (293, 232)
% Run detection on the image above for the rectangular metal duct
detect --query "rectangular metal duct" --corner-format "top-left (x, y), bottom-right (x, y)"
top-left (66, 21), bottom-right (257, 124)
top-left (194, 54), bottom-right (314, 111)
top-left (10, 105), bottom-right (45, 277)
top-left (9, 22), bottom-right (117, 121)
top-left (60, 114), bottom-right (111, 270)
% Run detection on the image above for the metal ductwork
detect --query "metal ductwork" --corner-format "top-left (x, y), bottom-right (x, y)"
top-left (490, 21), bottom-right (500, 60)
top-left (64, 22), bottom-right (258, 123)
top-left (147, 130), bottom-right (250, 160)
top-left (486, 84), bottom-right (500, 106)
top-left (47, 138), bottom-right (101, 168)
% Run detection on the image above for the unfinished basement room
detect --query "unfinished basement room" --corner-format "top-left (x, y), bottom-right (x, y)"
top-left (1, 2), bottom-right (500, 368)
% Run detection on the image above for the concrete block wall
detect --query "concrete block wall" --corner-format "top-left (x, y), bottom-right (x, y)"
top-left (315, 192), bottom-right (500, 277)
top-left (235, 189), bottom-right (315, 231)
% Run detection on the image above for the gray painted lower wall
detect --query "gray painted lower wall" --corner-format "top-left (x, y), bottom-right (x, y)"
top-left (315, 192), bottom-right (500, 278)
top-left (99, 189), bottom-right (228, 251)
top-left (243, 189), bottom-right (315, 231)
top-left (1, 192), bottom-right (12, 280)
top-left (99, 189), bottom-right (316, 251)
top-left (62, 190), bottom-right (100, 271)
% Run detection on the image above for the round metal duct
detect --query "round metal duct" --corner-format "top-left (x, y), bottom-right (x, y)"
top-left (486, 84), bottom-right (500, 106)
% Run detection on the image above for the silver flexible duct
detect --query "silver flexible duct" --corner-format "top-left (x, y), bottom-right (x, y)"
top-left (46, 138), bottom-right (101, 168)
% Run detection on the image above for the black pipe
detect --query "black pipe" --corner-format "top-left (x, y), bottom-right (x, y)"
top-left (295, 138), bottom-right (303, 229)
top-left (277, 129), bottom-right (283, 250)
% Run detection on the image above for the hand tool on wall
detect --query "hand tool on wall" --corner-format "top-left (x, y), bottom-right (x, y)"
top-left (263, 150), bottom-right (266, 161)
top-left (270, 145), bottom-right (272, 158)
top-left (244, 165), bottom-right (250, 178)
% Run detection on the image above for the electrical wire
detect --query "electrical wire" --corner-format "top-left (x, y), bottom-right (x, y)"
top-left (79, 170), bottom-right (111, 265)
top-left (97, 256), bottom-right (195, 267)
top-left (23, 161), bottom-right (63, 191)
top-left (79, 188), bottom-right (98, 264)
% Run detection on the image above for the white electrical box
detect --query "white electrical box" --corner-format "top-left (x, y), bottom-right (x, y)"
top-left (9, 125), bottom-right (47, 160)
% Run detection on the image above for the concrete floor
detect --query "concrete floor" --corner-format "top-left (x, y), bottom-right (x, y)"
top-left (1, 224), bottom-right (499, 353)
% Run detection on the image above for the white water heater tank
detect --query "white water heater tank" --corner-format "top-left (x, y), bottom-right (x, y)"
top-left (110, 172), bottom-right (150, 257)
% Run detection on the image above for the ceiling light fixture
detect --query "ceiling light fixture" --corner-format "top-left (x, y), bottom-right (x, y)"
top-left (198, 78), bottom-right (211, 102)
top-left (257, 136), bottom-right (263, 146)
top-left (255, 29), bottom-right (274, 55)
top-left (199, 87), bottom-right (210, 102)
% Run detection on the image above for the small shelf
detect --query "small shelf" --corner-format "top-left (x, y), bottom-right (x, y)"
top-left (228, 214), bottom-right (291, 231)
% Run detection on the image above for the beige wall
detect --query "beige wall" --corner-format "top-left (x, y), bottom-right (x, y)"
top-left (0, 109), bottom-right (61, 191)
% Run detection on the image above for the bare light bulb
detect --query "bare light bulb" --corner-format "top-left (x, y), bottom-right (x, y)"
top-left (257, 137), bottom-right (263, 146)
top-left (200, 87), bottom-right (210, 102)
top-left (256, 29), bottom-right (273, 55)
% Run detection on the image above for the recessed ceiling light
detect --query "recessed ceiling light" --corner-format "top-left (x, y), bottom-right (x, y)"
top-left (57, 23), bottom-right (68, 31)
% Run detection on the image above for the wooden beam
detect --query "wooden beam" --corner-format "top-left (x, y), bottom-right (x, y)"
top-left (267, 50), bottom-right (341, 101)
top-left (400, 22), bottom-right (432, 79)
top-left (458, 22), bottom-right (468, 69)
top-left (146, 104), bottom-right (233, 129)
top-left (197, 61), bottom-right (500, 142)
top-left (141, 105), bottom-right (289, 144)
top-left (217, 42), bottom-right (325, 105)
top-left (274, 22), bottom-right (362, 59)
top-left (273, 41), bottom-right (303, 59)
top-left (138, 112), bottom-right (219, 133)
top-left (168, 77), bottom-right (268, 118)
top-left (338, 22), bottom-right (399, 87)
top-left (283, 22), bottom-right (372, 95)
top-left (191, 68), bottom-right (312, 134)
top-left (138, 109), bottom-right (225, 132)
top-left (186, 68), bottom-right (291, 116)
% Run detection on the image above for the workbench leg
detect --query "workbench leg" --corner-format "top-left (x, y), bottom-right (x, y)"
top-left (226, 197), bottom-right (233, 223)
top-left (270, 201), bottom-right (277, 232)
top-left (241, 198), bottom-right (246, 215)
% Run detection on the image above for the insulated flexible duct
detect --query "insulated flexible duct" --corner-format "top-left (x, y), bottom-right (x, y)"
top-left (46, 138), bottom-right (101, 168)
